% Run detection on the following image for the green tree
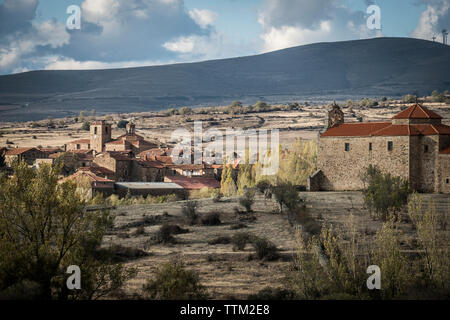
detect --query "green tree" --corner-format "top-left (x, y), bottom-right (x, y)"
top-left (362, 165), bottom-right (411, 221)
top-left (0, 162), bottom-right (135, 300)
top-left (272, 182), bottom-right (303, 213)
top-left (142, 261), bottom-right (207, 300)
top-left (220, 165), bottom-right (237, 196)
top-left (117, 120), bottom-right (129, 129)
top-left (81, 121), bottom-right (90, 131)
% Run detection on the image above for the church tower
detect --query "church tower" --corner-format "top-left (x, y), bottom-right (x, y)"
top-left (90, 120), bottom-right (112, 153)
top-left (326, 101), bottom-right (344, 129)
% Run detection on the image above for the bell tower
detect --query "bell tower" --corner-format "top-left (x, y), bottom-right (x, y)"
top-left (126, 122), bottom-right (136, 135)
top-left (90, 120), bottom-right (112, 153)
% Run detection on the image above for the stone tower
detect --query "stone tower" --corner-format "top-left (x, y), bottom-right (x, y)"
top-left (326, 101), bottom-right (344, 129)
top-left (90, 120), bottom-right (112, 153)
top-left (126, 122), bottom-right (136, 135)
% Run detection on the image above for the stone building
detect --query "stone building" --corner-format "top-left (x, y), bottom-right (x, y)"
top-left (66, 121), bottom-right (156, 155)
top-left (4, 147), bottom-right (47, 166)
top-left (310, 103), bottom-right (450, 193)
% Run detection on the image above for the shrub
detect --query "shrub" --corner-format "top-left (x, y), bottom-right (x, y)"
top-left (182, 200), bottom-right (199, 225)
top-left (142, 261), bottom-right (207, 300)
top-left (256, 180), bottom-right (272, 194)
top-left (231, 232), bottom-right (252, 251)
top-left (133, 225), bottom-right (146, 237)
top-left (251, 237), bottom-right (279, 261)
top-left (117, 120), bottom-right (129, 129)
top-left (152, 224), bottom-right (188, 244)
top-left (200, 212), bottom-right (221, 226)
top-left (362, 165), bottom-right (411, 221)
top-left (239, 189), bottom-right (256, 214)
top-left (212, 191), bottom-right (223, 203)
top-left (81, 121), bottom-right (90, 131)
top-left (208, 236), bottom-right (231, 245)
top-left (273, 182), bottom-right (304, 213)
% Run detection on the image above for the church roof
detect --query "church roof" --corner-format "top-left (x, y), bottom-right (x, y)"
top-left (392, 103), bottom-right (442, 120)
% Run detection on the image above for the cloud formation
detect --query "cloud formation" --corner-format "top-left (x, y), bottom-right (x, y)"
top-left (258, 0), bottom-right (381, 52)
top-left (411, 0), bottom-right (450, 41)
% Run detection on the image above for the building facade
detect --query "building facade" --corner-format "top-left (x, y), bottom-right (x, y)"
top-left (311, 103), bottom-right (450, 193)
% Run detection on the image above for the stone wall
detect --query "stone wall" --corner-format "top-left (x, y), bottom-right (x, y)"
top-left (437, 155), bottom-right (450, 193)
top-left (318, 135), bottom-right (410, 191)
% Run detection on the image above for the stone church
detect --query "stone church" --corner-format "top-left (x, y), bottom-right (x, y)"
top-left (309, 103), bottom-right (450, 193)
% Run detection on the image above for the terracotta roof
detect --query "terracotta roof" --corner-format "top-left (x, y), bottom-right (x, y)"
top-left (164, 176), bottom-right (220, 190)
top-left (321, 122), bottom-right (391, 137)
top-left (78, 166), bottom-right (115, 176)
top-left (5, 147), bottom-right (37, 155)
top-left (38, 148), bottom-right (62, 154)
top-left (392, 104), bottom-right (442, 120)
top-left (440, 145), bottom-right (450, 155)
top-left (67, 139), bottom-right (90, 144)
top-left (64, 170), bottom-right (115, 184)
top-left (105, 139), bottom-right (126, 145)
top-left (321, 122), bottom-right (450, 137)
top-left (135, 159), bottom-right (165, 169)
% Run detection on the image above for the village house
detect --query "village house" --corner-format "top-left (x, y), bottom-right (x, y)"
top-left (309, 103), bottom-right (450, 193)
top-left (4, 147), bottom-right (48, 166)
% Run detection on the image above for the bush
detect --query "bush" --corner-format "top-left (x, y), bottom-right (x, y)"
top-left (231, 232), bottom-right (252, 251)
top-left (182, 200), bottom-right (199, 225)
top-left (117, 120), bottom-right (129, 129)
top-left (273, 182), bottom-right (304, 213)
top-left (208, 236), bottom-right (231, 245)
top-left (251, 237), bottom-right (279, 261)
top-left (200, 212), bottom-right (221, 226)
top-left (81, 121), bottom-right (90, 131)
top-left (239, 189), bottom-right (256, 214)
top-left (362, 165), bottom-right (411, 221)
top-left (152, 224), bottom-right (188, 244)
top-left (142, 261), bottom-right (207, 300)
top-left (256, 180), bottom-right (272, 194)
top-left (132, 225), bottom-right (146, 237)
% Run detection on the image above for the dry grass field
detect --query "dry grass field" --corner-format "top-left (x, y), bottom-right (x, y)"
top-left (103, 192), bottom-right (449, 299)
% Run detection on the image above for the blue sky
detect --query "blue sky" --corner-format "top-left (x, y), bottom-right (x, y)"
top-left (0, 0), bottom-right (448, 74)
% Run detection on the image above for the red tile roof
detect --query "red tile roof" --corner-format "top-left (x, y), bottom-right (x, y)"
top-left (392, 104), bottom-right (442, 120)
top-left (440, 145), bottom-right (450, 155)
top-left (321, 122), bottom-right (391, 137)
top-left (321, 122), bottom-right (450, 137)
top-left (78, 166), bottom-right (115, 176)
top-left (67, 139), bottom-right (90, 144)
top-left (5, 147), bottom-right (37, 155)
top-left (64, 170), bottom-right (115, 184)
top-left (164, 176), bottom-right (220, 189)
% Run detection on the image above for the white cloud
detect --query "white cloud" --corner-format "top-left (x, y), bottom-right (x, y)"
top-left (257, 0), bottom-right (380, 52)
top-left (188, 9), bottom-right (218, 28)
top-left (411, 1), bottom-right (450, 41)
top-left (43, 56), bottom-right (173, 70)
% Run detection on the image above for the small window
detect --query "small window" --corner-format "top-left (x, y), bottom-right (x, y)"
top-left (446, 178), bottom-right (450, 184)
top-left (369, 143), bottom-right (372, 151)
top-left (77, 144), bottom-right (80, 150)
top-left (345, 143), bottom-right (350, 152)
top-left (94, 127), bottom-right (97, 135)
top-left (105, 127), bottom-right (108, 133)
top-left (424, 145), bottom-right (429, 153)
top-left (387, 141), bottom-right (393, 151)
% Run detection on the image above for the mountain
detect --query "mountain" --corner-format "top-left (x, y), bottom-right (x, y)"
top-left (0, 37), bottom-right (449, 122)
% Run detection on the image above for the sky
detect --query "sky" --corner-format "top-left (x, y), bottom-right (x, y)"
top-left (0, 0), bottom-right (448, 75)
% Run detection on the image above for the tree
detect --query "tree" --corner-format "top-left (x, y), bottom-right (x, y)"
top-left (239, 188), bottom-right (256, 214)
top-left (362, 165), bottom-right (411, 221)
top-left (431, 90), bottom-right (445, 103)
top-left (117, 120), bottom-right (129, 129)
top-left (236, 163), bottom-right (256, 194)
top-left (402, 94), bottom-right (417, 103)
top-left (54, 152), bottom-right (80, 175)
top-left (81, 121), bottom-right (90, 131)
top-left (0, 162), bottom-right (135, 300)
top-left (0, 152), bottom-right (5, 169)
top-left (142, 261), bottom-right (207, 300)
top-left (220, 165), bottom-right (237, 196)
top-left (272, 182), bottom-right (303, 213)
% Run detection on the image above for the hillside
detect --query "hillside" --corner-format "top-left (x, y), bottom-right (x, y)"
top-left (0, 37), bottom-right (449, 121)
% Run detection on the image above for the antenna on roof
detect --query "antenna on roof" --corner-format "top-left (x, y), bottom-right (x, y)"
top-left (443, 29), bottom-right (448, 45)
